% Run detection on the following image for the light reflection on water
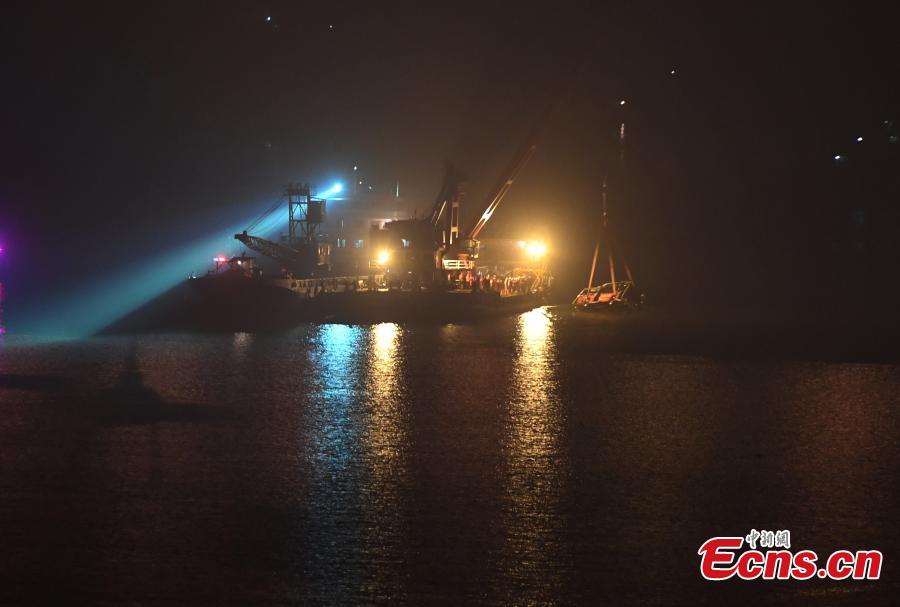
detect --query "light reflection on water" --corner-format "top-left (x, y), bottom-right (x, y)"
top-left (361, 322), bottom-right (408, 599)
top-left (302, 323), bottom-right (366, 603)
top-left (231, 331), bottom-right (253, 360)
top-left (301, 322), bottom-right (410, 601)
top-left (1, 314), bottom-right (899, 604)
top-left (309, 324), bottom-right (363, 474)
top-left (365, 323), bottom-right (405, 466)
top-left (496, 307), bottom-right (568, 601)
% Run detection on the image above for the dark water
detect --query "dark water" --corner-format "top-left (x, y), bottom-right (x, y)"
top-left (1, 307), bottom-right (898, 605)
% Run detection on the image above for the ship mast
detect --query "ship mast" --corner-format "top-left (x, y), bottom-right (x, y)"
top-left (616, 105), bottom-right (634, 289)
top-left (585, 99), bottom-right (634, 296)
top-left (586, 177), bottom-right (607, 291)
top-left (609, 110), bottom-right (626, 298)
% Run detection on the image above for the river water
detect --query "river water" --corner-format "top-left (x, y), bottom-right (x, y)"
top-left (1, 307), bottom-right (898, 605)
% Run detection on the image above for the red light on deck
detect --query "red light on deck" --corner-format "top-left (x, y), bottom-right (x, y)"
top-left (213, 256), bottom-right (227, 263)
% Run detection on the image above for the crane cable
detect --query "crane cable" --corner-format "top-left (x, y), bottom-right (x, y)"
top-left (245, 194), bottom-right (286, 233)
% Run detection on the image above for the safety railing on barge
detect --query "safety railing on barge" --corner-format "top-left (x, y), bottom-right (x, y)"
top-left (285, 275), bottom-right (386, 297)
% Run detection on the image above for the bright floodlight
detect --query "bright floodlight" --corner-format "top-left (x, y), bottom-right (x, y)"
top-left (834, 154), bottom-right (842, 160)
top-left (376, 250), bottom-right (390, 265)
top-left (318, 182), bottom-right (343, 197)
top-left (857, 137), bottom-right (863, 142)
top-left (619, 99), bottom-right (626, 105)
top-left (525, 241), bottom-right (547, 259)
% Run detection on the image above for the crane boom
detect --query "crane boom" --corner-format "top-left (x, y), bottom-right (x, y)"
top-left (429, 163), bottom-right (463, 226)
top-left (464, 142), bottom-right (538, 240)
top-left (233, 184), bottom-right (326, 277)
top-left (460, 97), bottom-right (559, 242)
top-left (234, 232), bottom-right (318, 275)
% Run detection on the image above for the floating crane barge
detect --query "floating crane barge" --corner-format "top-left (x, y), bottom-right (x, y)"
top-left (189, 132), bottom-right (552, 327)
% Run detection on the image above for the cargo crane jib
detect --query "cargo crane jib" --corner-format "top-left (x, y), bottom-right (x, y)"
top-left (444, 139), bottom-right (538, 269)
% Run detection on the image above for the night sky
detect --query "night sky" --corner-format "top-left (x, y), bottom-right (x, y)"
top-left (1, 2), bottom-right (898, 332)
